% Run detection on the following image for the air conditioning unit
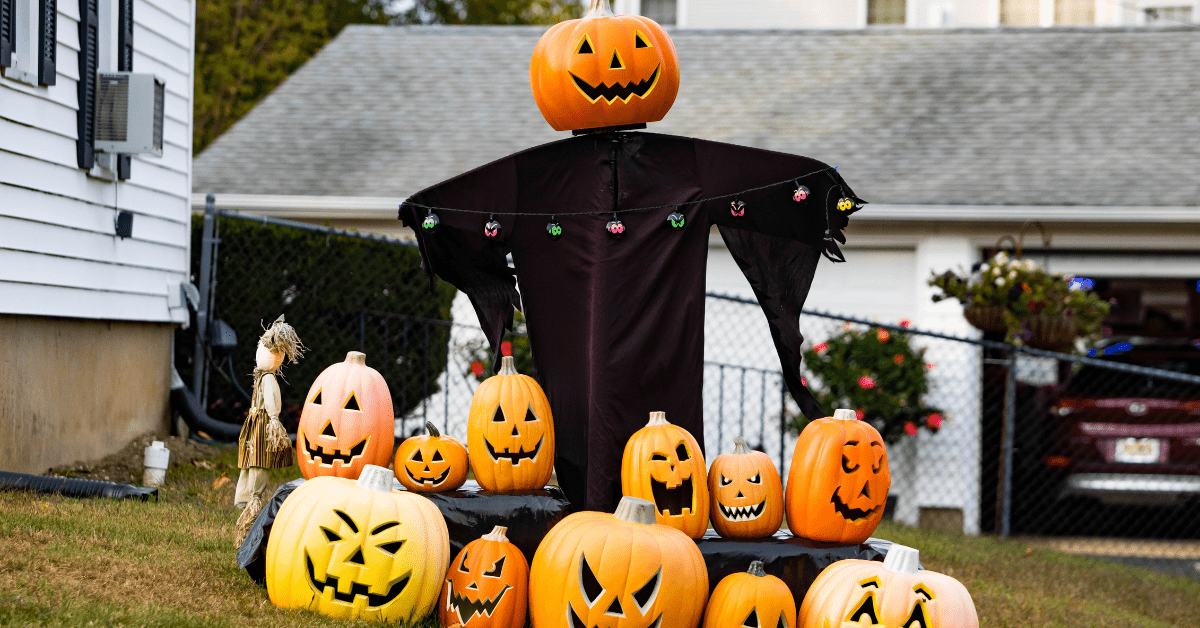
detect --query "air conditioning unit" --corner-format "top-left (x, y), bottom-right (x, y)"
top-left (94, 72), bottom-right (165, 157)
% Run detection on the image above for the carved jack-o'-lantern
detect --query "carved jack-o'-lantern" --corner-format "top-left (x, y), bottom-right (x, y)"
top-left (530, 0), bottom-right (680, 132)
top-left (621, 412), bottom-right (709, 538)
top-left (297, 352), bottom-right (394, 480)
top-left (799, 545), bottom-right (979, 628)
top-left (703, 561), bottom-right (796, 628)
top-left (439, 526), bottom-right (529, 628)
top-left (708, 437), bottom-right (784, 539)
top-left (467, 356), bottom-right (556, 491)
top-left (785, 409), bottom-right (891, 545)
top-left (529, 497), bottom-right (708, 628)
top-left (394, 421), bottom-right (469, 492)
top-left (265, 465), bottom-right (450, 623)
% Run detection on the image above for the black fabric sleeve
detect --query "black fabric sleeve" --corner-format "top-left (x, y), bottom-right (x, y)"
top-left (694, 139), bottom-right (864, 420)
top-left (399, 157), bottom-right (523, 373)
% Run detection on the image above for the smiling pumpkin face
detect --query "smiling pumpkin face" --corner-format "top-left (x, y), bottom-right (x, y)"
top-left (297, 352), bottom-right (394, 480)
top-left (467, 356), bottom-right (555, 491)
top-left (394, 421), bottom-right (469, 492)
top-left (530, 0), bottom-right (679, 132)
top-left (785, 409), bottom-right (890, 545)
top-left (620, 412), bottom-right (709, 539)
top-left (708, 437), bottom-right (784, 539)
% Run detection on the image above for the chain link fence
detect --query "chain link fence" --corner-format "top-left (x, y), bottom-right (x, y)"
top-left (182, 205), bottom-right (1200, 574)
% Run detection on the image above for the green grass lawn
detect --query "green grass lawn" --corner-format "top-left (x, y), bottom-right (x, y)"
top-left (1, 444), bottom-right (1197, 627)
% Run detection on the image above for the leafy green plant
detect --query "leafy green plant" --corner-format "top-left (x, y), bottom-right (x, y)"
top-left (793, 323), bottom-right (945, 443)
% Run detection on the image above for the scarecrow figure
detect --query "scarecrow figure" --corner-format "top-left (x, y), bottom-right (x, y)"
top-left (234, 315), bottom-right (304, 546)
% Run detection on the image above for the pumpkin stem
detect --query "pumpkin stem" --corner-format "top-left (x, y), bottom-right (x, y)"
top-left (585, 0), bottom-right (615, 18)
top-left (733, 436), bottom-right (751, 455)
top-left (747, 560), bottom-right (767, 577)
top-left (425, 421), bottom-right (441, 438)
top-left (882, 544), bottom-right (921, 575)
top-left (832, 408), bottom-right (857, 421)
top-left (498, 355), bottom-right (519, 376)
top-left (646, 411), bottom-right (669, 427)
top-left (613, 496), bottom-right (657, 525)
top-left (345, 351), bottom-right (367, 365)
top-left (482, 526), bottom-right (509, 542)
top-left (356, 465), bottom-right (394, 493)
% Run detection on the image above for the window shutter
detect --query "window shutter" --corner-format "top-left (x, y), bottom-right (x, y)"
top-left (38, 0), bottom-right (56, 85)
top-left (76, 0), bottom-right (98, 169)
top-left (116, 0), bottom-right (131, 179)
top-left (1, 0), bottom-right (14, 69)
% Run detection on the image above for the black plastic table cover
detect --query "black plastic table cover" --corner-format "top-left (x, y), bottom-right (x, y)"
top-left (238, 479), bottom-right (571, 584)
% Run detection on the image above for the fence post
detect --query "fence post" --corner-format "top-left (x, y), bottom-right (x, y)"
top-left (192, 194), bottom-right (217, 403)
top-left (998, 348), bottom-right (1017, 540)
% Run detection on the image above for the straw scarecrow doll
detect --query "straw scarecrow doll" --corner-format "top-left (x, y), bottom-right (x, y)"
top-left (234, 315), bottom-right (304, 546)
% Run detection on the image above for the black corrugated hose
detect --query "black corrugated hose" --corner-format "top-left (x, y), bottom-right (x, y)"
top-left (0, 471), bottom-right (158, 501)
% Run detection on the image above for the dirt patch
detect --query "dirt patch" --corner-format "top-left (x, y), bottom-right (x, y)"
top-left (47, 433), bottom-right (222, 484)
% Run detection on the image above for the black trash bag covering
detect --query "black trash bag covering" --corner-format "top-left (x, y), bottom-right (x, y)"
top-left (238, 478), bottom-right (571, 585)
top-left (696, 532), bottom-right (905, 605)
top-left (237, 478), bottom-right (305, 585)
top-left (0, 471), bottom-right (158, 501)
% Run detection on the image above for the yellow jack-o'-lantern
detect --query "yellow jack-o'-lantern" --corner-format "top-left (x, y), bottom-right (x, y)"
top-left (786, 409), bottom-right (890, 544)
top-left (621, 411), bottom-right (709, 538)
top-left (799, 544), bottom-right (979, 628)
top-left (703, 561), bottom-right (796, 628)
top-left (440, 526), bottom-right (529, 628)
top-left (394, 421), bottom-right (469, 492)
top-left (708, 437), bottom-right (784, 539)
top-left (467, 356), bottom-right (556, 492)
top-left (265, 465), bottom-right (450, 623)
top-left (529, 496), bottom-right (708, 628)
top-left (530, 0), bottom-right (680, 132)
top-left (297, 352), bottom-right (394, 479)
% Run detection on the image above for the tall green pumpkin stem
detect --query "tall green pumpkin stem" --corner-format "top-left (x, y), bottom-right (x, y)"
top-left (425, 421), bottom-right (441, 438)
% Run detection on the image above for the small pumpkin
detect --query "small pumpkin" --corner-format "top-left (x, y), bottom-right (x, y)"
top-left (265, 465), bottom-right (450, 623)
top-left (798, 544), bottom-right (979, 628)
top-left (297, 352), bottom-right (394, 480)
top-left (703, 561), bottom-right (796, 628)
top-left (785, 409), bottom-right (890, 545)
top-left (439, 526), bottom-right (529, 628)
top-left (467, 356), bottom-right (556, 492)
top-left (621, 411), bottom-right (709, 538)
top-left (394, 421), bottom-right (469, 492)
top-left (708, 437), bottom-right (784, 539)
top-left (529, 496), bottom-right (708, 628)
top-left (530, 0), bottom-right (680, 132)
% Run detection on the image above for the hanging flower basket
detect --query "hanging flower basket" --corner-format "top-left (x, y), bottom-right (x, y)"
top-left (1022, 315), bottom-right (1078, 351)
top-left (962, 305), bottom-right (1008, 334)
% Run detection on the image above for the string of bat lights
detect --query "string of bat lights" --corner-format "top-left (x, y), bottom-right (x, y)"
top-left (407, 167), bottom-right (862, 241)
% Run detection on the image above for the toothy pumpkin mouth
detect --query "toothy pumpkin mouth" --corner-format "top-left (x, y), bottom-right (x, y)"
top-left (649, 476), bottom-right (693, 516)
top-left (717, 499), bottom-right (765, 522)
top-left (305, 551), bottom-right (409, 608)
top-left (830, 487), bottom-right (878, 522)
top-left (301, 431), bottom-right (368, 467)
top-left (405, 465), bottom-right (450, 486)
top-left (446, 580), bottom-right (510, 623)
top-left (570, 66), bottom-right (661, 104)
top-left (485, 435), bottom-right (543, 464)
top-left (568, 602), bottom-right (662, 628)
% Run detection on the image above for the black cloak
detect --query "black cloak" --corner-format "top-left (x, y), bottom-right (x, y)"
top-left (399, 131), bottom-right (862, 512)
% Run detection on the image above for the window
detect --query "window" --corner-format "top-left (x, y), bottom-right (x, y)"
top-left (1055, 0), bottom-right (1094, 25)
top-left (1, 0), bottom-right (56, 86)
top-left (76, 0), bottom-right (133, 176)
top-left (1145, 5), bottom-right (1194, 24)
top-left (641, 0), bottom-right (675, 26)
top-left (868, 0), bottom-right (906, 25)
top-left (1000, 0), bottom-right (1040, 25)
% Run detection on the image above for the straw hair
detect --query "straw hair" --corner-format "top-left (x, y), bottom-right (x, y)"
top-left (259, 314), bottom-right (305, 364)
top-left (234, 493), bottom-right (263, 548)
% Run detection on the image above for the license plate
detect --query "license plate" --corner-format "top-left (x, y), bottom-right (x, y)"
top-left (1113, 438), bottom-right (1160, 464)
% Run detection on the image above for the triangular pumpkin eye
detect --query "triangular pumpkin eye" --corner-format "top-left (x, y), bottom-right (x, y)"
top-left (632, 568), bottom-right (660, 612)
top-left (742, 609), bottom-right (758, 628)
top-left (579, 555), bottom-right (604, 606)
top-left (311, 389), bottom-right (322, 404)
top-left (411, 450), bottom-right (423, 462)
top-left (777, 612), bottom-right (789, 628)
top-left (343, 392), bottom-right (360, 411)
top-left (675, 443), bottom-right (690, 461)
top-left (635, 31), bottom-right (651, 48)
top-left (321, 421), bottom-right (336, 437)
top-left (493, 407), bottom-right (506, 423)
top-left (431, 450), bottom-right (444, 462)
top-left (577, 35), bottom-right (593, 54)
top-left (525, 405), bottom-right (540, 422)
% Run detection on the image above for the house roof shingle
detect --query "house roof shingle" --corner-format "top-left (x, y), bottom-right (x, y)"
top-left (194, 25), bottom-right (1200, 206)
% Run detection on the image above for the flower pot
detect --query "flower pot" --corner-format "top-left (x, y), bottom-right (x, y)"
top-left (963, 306), bottom-right (1007, 334)
top-left (1023, 315), bottom-right (1078, 351)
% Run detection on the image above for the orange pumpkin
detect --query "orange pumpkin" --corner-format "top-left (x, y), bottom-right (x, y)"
top-left (467, 356), bottom-right (555, 491)
top-left (529, 0), bottom-right (679, 132)
top-left (709, 437), bottom-right (784, 539)
top-left (394, 421), bottom-right (469, 492)
top-left (439, 526), bottom-right (529, 628)
top-left (297, 352), bottom-right (394, 479)
top-left (703, 561), bottom-right (796, 628)
top-left (785, 409), bottom-right (890, 545)
top-left (620, 411), bottom-right (709, 539)
top-left (529, 496), bottom-right (708, 628)
top-left (799, 544), bottom-right (979, 628)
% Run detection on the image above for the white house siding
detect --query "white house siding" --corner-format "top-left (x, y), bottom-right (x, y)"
top-left (0, 0), bottom-right (193, 324)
